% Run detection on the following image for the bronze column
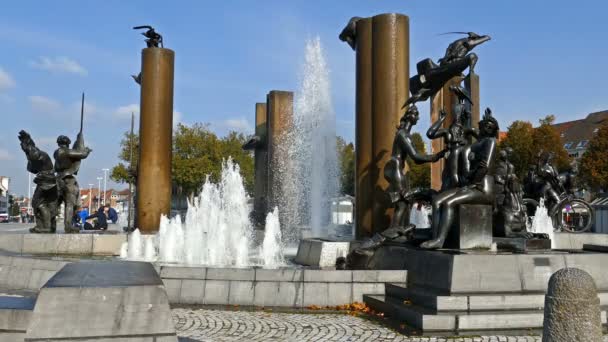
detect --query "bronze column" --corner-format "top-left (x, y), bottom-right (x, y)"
top-left (370, 13), bottom-right (409, 235)
top-left (253, 102), bottom-right (268, 226)
top-left (354, 18), bottom-right (373, 238)
top-left (136, 48), bottom-right (175, 233)
top-left (464, 73), bottom-right (480, 130)
top-left (266, 90), bottom-right (293, 225)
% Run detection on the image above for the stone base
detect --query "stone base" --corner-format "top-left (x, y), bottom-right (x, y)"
top-left (494, 237), bottom-right (552, 252)
top-left (445, 204), bottom-right (492, 249)
top-left (295, 238), bottom-right (351, 267)
top-left (583, 244), bottom-right (608, 253)
top-left (365, 248), bottom-right (608, 332)
top-left (25, 261), bottom-right (177, 341)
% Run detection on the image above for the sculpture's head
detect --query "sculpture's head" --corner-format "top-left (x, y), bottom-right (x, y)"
top-left (56, 135), bottom-right (71, 147)
top-left (400, 105), bottom-right (420, 127)
top-left (479, 108), bottom-right (499, 138)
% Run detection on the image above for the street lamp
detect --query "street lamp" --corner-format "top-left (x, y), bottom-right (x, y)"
top-left (97, 177), bottom-right (103, 210)
top-left (102, 168), bottom-right (110, 206)
top-left (88, 183), bottom-right (94, 213)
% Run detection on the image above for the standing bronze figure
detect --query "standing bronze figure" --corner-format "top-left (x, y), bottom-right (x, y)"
top-left (54, 134), bottom-right (91, 233)
top-left (426, 86), bottom-right (478, 190)
top-left (18, 131), bottom-right (58, 233)
top-left (421, 108), bottom-right (499, 249)
top-left (350, 105), bottom-right (444, 253)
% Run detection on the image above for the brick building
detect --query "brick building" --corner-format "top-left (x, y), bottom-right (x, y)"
top-left (552, 110), bottom-right (608, 163)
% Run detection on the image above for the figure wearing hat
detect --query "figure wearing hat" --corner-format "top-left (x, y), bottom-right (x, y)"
top-left (54, 133), bottom-right (91, 233)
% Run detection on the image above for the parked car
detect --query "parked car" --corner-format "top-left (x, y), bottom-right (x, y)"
top-left (0, 213), bottom-right (9, 223)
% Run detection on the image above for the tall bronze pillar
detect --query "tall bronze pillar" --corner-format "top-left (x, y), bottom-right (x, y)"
top-left (252, 102), bottom-right (268, 226)
top-left (136, 48), bottom-right (175, 233)
top-left (346, 14), bottom-right (409, 238)
top-left (464, 73), bottom-right (480, 130)
top-left (354, 18), bottom-right (373, 238)
top-left (266, 90), bottom-right (293, 219)
top-left (370, 13), bottom-right (409, 235)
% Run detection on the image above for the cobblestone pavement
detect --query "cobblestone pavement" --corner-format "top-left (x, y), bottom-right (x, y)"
top-left (173, 308), bottom-right (554, 342)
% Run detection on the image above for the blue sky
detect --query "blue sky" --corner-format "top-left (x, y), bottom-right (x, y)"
top-left (1, 0), bottom-right (606, 196)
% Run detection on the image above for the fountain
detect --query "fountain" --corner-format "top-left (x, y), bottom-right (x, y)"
top-left (409, 203), bottom-right (431, 229)
top-left (259, 207), bottom-right (285, 268)
top-left (529, 198), bottom-right (555, 247)
top-left (277, 36), bottom-right (340, 241)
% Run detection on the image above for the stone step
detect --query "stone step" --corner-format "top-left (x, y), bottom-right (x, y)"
top-left (0, 296), bottom-right (35, 333)
top-left (385, 283), bottom-right (608, 312)
top-left (364, 294), bottom-right (608, 332)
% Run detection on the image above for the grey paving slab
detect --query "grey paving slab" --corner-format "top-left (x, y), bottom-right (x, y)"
top-left (304, 269), bottom-right (352, 282)
top-left (0, 234), bottom-right (23, 253)
top-left (45, 261), bottom-right (161, 288)
top-left (516, 254), bottom-right (566, 292)
top-left (160, 266), bottom-right (207, 280)
top-left (162, 279), bottom-right (182, 303)
top-left (468, 294), bottom-right (545, 311)
top-left (327, 283), bottom-right (352, 306)
top-left (255, 268), bottom-right (304, 282)
top-left (179, 279), bottom-right (205, 304)
top-left (252, 281), bottom-right (304, 308)
top-left (203, 280), bottom-right (230, 305)
top-left (352, 270), bottom-right (407, 283)
top-left (92, 234), bottom-right (127, 255)
top-left (228, 281), bottom-right (255, 306)
top-left (563, 253), bottom-right (608, 290)
top-left (205, 267), bottom-right (255, 281)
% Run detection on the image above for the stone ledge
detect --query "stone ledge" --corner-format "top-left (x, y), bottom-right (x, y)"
top-left (0, 233), bottom-right (126, 256)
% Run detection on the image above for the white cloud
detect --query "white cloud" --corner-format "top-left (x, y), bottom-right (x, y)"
top-left (0, 148), bottom-right (12, 161)
top-left (221, 117), bottom-right (251, 132)
top-left (29, 56), bottom-right (87, 76)
top-left (28, 95), bottom-right (61, 113)
top-left (0, 67), bottom-right (15, 91)
top-left (114, 104), bottom-right (139, 119)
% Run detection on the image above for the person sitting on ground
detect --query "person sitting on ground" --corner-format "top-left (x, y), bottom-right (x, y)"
top-left (85, 208), bottom-right (108, 230)
top-left (106, 205), bottom-right (118, 224)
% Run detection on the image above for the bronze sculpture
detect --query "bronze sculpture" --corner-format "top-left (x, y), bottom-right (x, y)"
top-left (131, 25), bottom-right (164, 85)
top-left (133, 25), bottom-right (163, 48)
top-left (54, 134), bottom-right (91, 233)
top-left (19, 94), bottom-right (91, 234)
top-left (426, 86), bottom-right (478, 190)
top-left (421, 108), bottom-right (498, 249)
top-left (405, 32), bottom-right (490, 106)
top-left (349, 105), bottom-right (444, 253)
top-left (18, 131), bottom-right (58, 233)
top-left (493, 147), bottom-right (533, 238)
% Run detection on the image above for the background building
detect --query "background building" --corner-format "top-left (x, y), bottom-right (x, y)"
top-left (0, 177), bottom-right (9, 219)
top-left (553, 110), bottom-right (608, 163)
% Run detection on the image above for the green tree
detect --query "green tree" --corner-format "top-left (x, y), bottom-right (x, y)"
top-left (336, 136), bottom-right (355, 196)
top-left (579, 124), bottom-right (608, 192)
top-left (408, 133), bottom-right (431, 189)
top-left (110, 131), bottom-right (138, 184)
top-left (111, 123), bottom-right (254, 198)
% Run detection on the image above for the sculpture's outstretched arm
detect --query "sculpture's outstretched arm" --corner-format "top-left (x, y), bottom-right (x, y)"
top-left (398, 134), bottom-right (444, 165)
top-left (427, 110), bottom-right (448, 140)
top-left (66, 148), bottom-right (91, 160)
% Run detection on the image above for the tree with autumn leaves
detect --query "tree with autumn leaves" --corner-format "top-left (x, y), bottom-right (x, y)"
top-left (579, 124), bottom-right (608, 193)
top-left (499, 115), bottom-right (571, 180)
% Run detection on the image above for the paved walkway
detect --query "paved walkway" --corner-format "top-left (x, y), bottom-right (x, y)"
top-left (173, 308), bottom-right (552, 342)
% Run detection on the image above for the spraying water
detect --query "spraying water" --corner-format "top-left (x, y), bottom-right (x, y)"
top-left (259, 207), bottom-right (285, 268)
top-left (529, 198), bottom-right (555, 247)
top-left (277, 36), bottom-right (340, 242)
top-left (122, 158), bottom-right (257, 267)
top-left (409, 203), bottom-right (431, 229)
